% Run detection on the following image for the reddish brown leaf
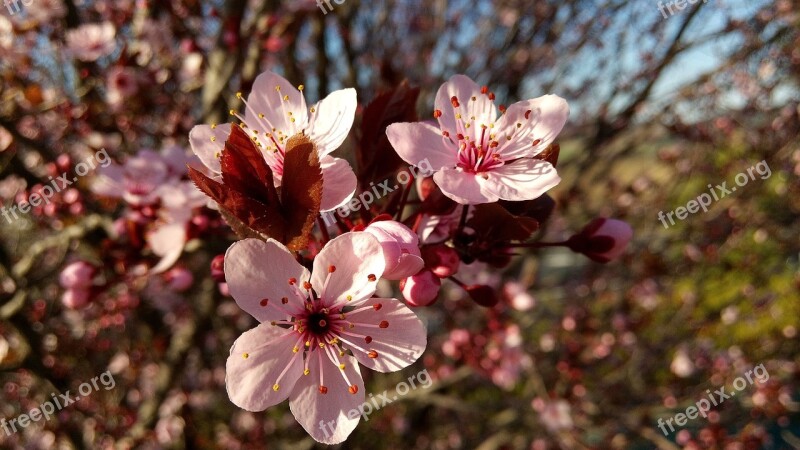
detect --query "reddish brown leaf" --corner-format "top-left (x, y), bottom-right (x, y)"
top-left (188, 166), bottom-right (286, 239)
top-left (220, 127), bottom-right (278, 204)
top-left (358, 81), bottom-right (420, 182)
top-left (280, 134), bottom-right (323, 251)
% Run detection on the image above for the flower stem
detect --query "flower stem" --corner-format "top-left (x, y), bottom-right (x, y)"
top-left (395, 174), bottom-right (415, 221)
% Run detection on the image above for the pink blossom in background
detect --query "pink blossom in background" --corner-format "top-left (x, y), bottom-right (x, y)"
top-left (224, 233), bottom-right (427, 444)
top-left (59, 261), bottom-right (95, 289)
top-left (66, 22), bottom-right (116, 62)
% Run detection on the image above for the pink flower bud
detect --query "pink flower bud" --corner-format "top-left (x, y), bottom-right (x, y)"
top-left (59, 261), bottom-right (95, 289)
top-left (400, 269), bottom-right (441, 307)
top-left (165, 267), bottom-right (194, 292)
top-left (210, 254), bottom-right (226, 283)
top-left (421, 244), bottom-right (460, 278)
top-left (364, 220), bottom-right (424, 280)
top-left (567, 218), bottom-right (633, 263)
top-left (61, 288), bottom-right (91, 309)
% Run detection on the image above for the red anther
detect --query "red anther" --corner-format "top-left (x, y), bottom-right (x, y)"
top-left (525, 110), bottom-right (532, 120)
top-left (348, 385), bottom-right (358, 394)
top-left (488, 92), bottom-right (495, 101)
top-left (368, 350), bottom-right (378, 359)
top-left (451, 96), bottom-right (460, 107)
top-left (379, 321), bottom-right (389, 329)
top-left (481, 86), bottom-right (489, 94)
top-left (319, 386), bottom-right (328, 394)
top-left (373, 303), bottom-right (383, 311)
top-left (303, 281), bottom-right (312, 290)
top-left (433, 109), bottom-right (443, 118)
top-left (282, 297), bottom-right (289, 304)
top-left (288, 278), bottom-right (297, 285)
top-left (532, 139), bottom-right (541, 146)
top-left (365, 336), bottom-right (373, 343)
top-left (260, 299), bottom-right (269, 307)
top-left (328, 265), bottom-right (337, 273)
top-left (367, 274), bottom-right (377, 282)
top-left (457, 133), bottom-right (465, 140)
top-left (499, 105), bottom-right (507, 113)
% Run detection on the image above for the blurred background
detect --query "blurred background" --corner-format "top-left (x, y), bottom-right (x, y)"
top-left (0, 0), bottom-right (798, 448)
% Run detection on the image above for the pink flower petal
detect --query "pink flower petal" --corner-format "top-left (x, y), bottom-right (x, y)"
top-left (225, 239), bottom-right (311, 322)
top-left (148, 222), bottom-right (187, 274)
top-left (289, 351), bottom-right (365, 444)
top-left (320, 155), bottom-right (357, 212)
top-left (91, 164), bottom-right (124, 198)
top-left (434, 75), bottom-right (497, 141)
top-left (310, 233), bottom-right (385, 306)
top-left (386, 122), bottom-right (455, 170)
top-left (495, 95), bottom-right (569, 159)
top-left (244, 70), bottom-right (308, 137)
top-left (226, 323), bottom-right (305, 411)
top-left (308, 88), bottom-right (357, 156)
top-left (433, 167), bottom-right (499, 204)
top-left (346, 297), bottom-right (427, 372)
top-left (189, 123), bottom-right (231, 174)
top-left (481, 159), bottom-right (560, 201)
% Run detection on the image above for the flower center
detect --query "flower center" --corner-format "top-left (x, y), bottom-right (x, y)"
top-left (306, 311), bottom-right (331, 336)
top-left (455, 137), bottom-right (504, 174)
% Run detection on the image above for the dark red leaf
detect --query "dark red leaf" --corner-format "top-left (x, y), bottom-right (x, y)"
top-left (280, 134), bottom-right (323, 251)
top-left (358, 81), bottom-right (420, 182)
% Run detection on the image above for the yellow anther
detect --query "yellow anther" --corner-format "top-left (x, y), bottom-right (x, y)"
top-left (293, 346), bottom-right (299, 353)
top-left (339, 364), bottom-right (345, 370)
top-left (298, 85), bottom-right (305, 91)
top-left (283, 95), bottom-right (289, 101)
top-left (210, 136), bottom-right (216, 142)
top-left (211, 123), bottom-right (217, 129)
top-left (236, 92), bottom-right (243, 99)
top-left (273, 384), bottom-right (280, 391)
top-left (229, 109), bottom-right (236, 116)
top-left (304, 369), bottom-right (310, 375)
top-left (242, 353), bottom-right (249, 359)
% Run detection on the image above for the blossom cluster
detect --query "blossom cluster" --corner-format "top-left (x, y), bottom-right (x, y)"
top-left (171, 70), bottom-right (632, 443)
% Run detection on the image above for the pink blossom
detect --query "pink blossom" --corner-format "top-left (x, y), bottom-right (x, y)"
top-left (532, 398), bottom-right (574, 432)
top-left (363, 220), bottom-right (424, 280)
top-left (61, 288), bottom-right (91, 309)
top-left (66, 23), bottom-right (116, 62)
top-left (224, 233), bottom-right (426, 444)
top-left (92, 149), bottom-right (168, 206)
top-left (190, 70), bottom-right (358, 211)
top-left (400, 269), bottom-right (441, 307)
top-left (59, 261), bottom-right (95, 289)
top-left (387, 75), bottom-right (568, 204)
top-left (106, 66), bottom-right (140, 110)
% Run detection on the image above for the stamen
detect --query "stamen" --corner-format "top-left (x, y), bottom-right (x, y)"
top-left (368, 350), bottom-right (378, 359)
